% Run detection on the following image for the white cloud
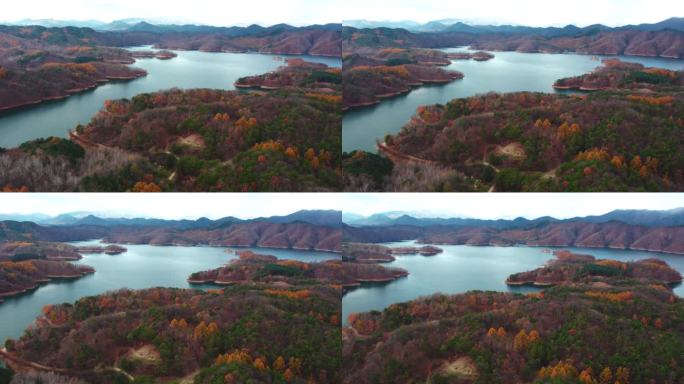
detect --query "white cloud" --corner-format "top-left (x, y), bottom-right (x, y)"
top-left (3, 0), bottom-right (342, 26)
top-left (339, 193), bottom-right (684, 220)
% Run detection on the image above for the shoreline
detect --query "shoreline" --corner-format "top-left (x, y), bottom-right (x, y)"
top-left (0, 270), bottom-right (95, 301)
top-left (410, 238), bottom-right (684, 256)
top-left (0, 72), bottom-right (147, 115)
top-left (343, 73), bottom-right (463, 111)
top-left (97, 240), bottom-right (342, 254)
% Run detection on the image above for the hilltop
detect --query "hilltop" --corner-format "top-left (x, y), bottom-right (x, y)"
top-left (343, 252), bottom-right (684, 383)
top-left (373, 60), bottom-right (684, 192)
top-left (1, 61), bottom-right (342, 192)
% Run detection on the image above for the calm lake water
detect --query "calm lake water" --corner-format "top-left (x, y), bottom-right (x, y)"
top-left (0, 48), bottom-right (341, 148)
top-left (0, 239), bottom-right (339, 344)
top-left (343, 50), bottom-right (684, 152)
top-left (342, 241), bottom-right (684, 324)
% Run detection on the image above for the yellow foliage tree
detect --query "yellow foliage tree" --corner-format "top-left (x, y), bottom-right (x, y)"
top-left (538, 360), bottom-right (578, 380)
top-left (610, 155), bottom-right (624, 169)
top-left (599, 367), bottom-right (612, 384)
top-left (215, 349), bottom-right (252, 365)
top-left (304, 148), bottom-right (316, 161)
top-left (615, 367), bottom-right (629, 384)
top-left (273, 356), bottom-right (286, 372)
top-left (285, 147), bottom-right (298, 159)
top-left (579, 368), bottom-right (594, 384)
top-left (132, 182), bottom-right (162, 192)
top-left (288, 357), bottom-right (302, 374)
top-left (253, 357), bottom-right (268, 371)
top-left (514, 330), bottom-right (528, 350)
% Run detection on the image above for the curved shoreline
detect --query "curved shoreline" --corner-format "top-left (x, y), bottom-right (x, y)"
top-left (412, 240), bottom-right (684, 257)
top-left (99, 240), bottom-right (342, 254)
top-left (0, 270), bottom-right (94, 301)
top-left (343, 73), bottom-right (463, 111)
top-left (0, 72), bottom-right (147, 114)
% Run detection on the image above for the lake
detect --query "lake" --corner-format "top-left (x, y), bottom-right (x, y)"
top-left (343, 50), bottom-right (684, 152)
top-left (0, 239), bottom-right (340, 344)
top-left (342, 241), bottom-right (684, 324)
top-left (0, 48), bottom-right (341, 148)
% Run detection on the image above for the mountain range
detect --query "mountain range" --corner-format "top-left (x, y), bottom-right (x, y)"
top-left (0, 210), bottom-right (343, 252)
top-left (343, 208), bottom-right (684, 254)
top-left (2, 18), bottom-right (341, 36)
top-left (345, 208), bottom-right (684, 228)
top-left (344, 17), bottom-right (684, 35)
top-left (0, 209), bottom-right (341, 229)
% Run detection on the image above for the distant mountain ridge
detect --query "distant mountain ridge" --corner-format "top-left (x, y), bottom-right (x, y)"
top-left (1, 209), bottom-right (342, 229)
top-left (343, 208), bottom-right (684, 254)
top-left (0, 210), bottom-right (343, 252)
top-left (2, 18), bottom-right (342, 36)
top-left (345, 208), bottom-right (684, 228)
top-left (345, 17), bottom-right (684, 35)
top-left (343, 17), bottom-right (684, 58)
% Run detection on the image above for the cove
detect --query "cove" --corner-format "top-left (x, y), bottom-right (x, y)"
top-left (342, 241), bottom-right (684, 324)
top-left (0, 239), bottom-right (340, 344)
top-left (0, 48), bottom-right (341, 148)
top-left (342, 49), bottom-right (684, 153)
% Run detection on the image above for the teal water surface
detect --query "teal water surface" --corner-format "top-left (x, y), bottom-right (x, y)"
top-left (342, 241), bottom-right (684, 324)
top-left (0, 48), bottom-right (341, 148)
top-left (342, 50), bottom-right (684, 152)
top-left (0, 239), bottom-right (339, 344)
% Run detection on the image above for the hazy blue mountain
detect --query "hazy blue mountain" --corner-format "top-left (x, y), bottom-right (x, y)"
top-left (343, 19), bottom-right (422, 30)
top-left (345, 209), bottom-right (684, 229)
top-left (258, 210), bottom-right (342, 227)
top-left (622, 17), bottom-right (684, 33)
top-left (574, 208), bottom-right (684, 227)
top-left (0, 213), bottom-right (51, 223)
top-left (345, 18), bottom-right (682, 36)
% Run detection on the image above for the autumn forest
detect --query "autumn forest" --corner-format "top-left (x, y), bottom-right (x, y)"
top-left (2, 1), bottom-right (684, 383)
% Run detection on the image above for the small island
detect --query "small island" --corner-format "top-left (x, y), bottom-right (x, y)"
top-left (446, 51), bottom-right (494, 61)
top-left (391, 245), bottom-right (443, 256)
top-left (187, 249), bottom-right (407, 289)
top-left (506, 250), bottom-right (683, 287)
top-left (235, 58), bottom-right (341, 92)
top-left (77, 244), bottom-right (128, 255)
top-left (130, 50), bottom-right (178, 60)
top-left (553, 59), bottom-right (684, 91)
top-left (342, 47), bottom-right (465, 110)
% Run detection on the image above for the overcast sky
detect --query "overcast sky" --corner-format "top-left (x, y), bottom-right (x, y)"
top-left (2, 194), bottom-right (684, 221)
top-left (4, 0), bottom-right (679, 27)
top-left (2, 0), bottom-right (341, 26)
top-left (341, 0), bottom-right (681, 27)
top-left (0, 194), bottom-right (340, 220)
top-left (341, 194), bottom-right (684, 220)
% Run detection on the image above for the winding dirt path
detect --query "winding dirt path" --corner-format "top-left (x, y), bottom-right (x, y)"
top-left (377, 142), bottom-right (437, 165)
